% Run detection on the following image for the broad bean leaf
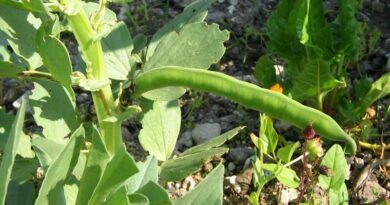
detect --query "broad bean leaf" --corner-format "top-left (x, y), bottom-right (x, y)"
top-left (0, 107), bottom-right (15, 152)
top-left (139, 99), bottom-right (181, 161)
top-left (277, 141), bottom-right (300, 163)
top-left (36, 30), bottom-right (73, 97)
top-left (102, 22), bottom-right (133, 80)
top-left (254, 55), bottom-right (276, 88)
top-left (126, 156), bottom-right (158, 194)
top-left (174, 164), bottom-right (224, 205)
top-left (0, 99), bottom-right (26, 204)
top-left (0, 61), bottom-right (24, 78)
top-left (105, 187), bottom-right (130, 205)
top-left (30, 81), bottom-right (79, 143)
top-left (329, 183), bottom-right (348, 205)
top-left (76, 126), bottom-right (110, 205)
top-left (145, 0), bottom-right (214, 61)
top-left (355, 73), bottom-right (390, 116)
top-left (17, 132), bottom-right (34, 158)
top-left (88, 145), bottom-right (138, 205)
top-left (262, 163), bottom-right (299, 188)
top-left (318, 144), bottom-right (348, 191)
top-left (289, 59), bottom-right (344, 105)
top-left (159, 147), bottom-right (228, 181)
top-left (128, 193), bottom-right (149, 205)
top-left (6, 181), bottom-right (35, 205)
top-left (31, 136), bottom-right (64, 171)
top-left (35, 125), bottom-right (85, 205)
top-left (0, 5), bottom-right (42, 69)
top-left (10, 157), bottom-right (39, 183)
top-left (135, 181), bottom-right (172, 205)
top-left (142, 22), bottom-right (229, 101)
top-left (183, 126), bottom-right (243, 155)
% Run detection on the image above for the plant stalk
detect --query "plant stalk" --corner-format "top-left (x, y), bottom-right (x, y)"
top-left (66, 6), bottom-right (121, 155)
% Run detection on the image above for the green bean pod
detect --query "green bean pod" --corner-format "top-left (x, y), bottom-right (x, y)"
top-left (133, 66), bottom-right (357, 154)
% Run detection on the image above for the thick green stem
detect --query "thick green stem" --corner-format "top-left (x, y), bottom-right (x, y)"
top-left (66, 7), bottom-right (121, 155)
top-left (133, 67), bottom-right (357, 154)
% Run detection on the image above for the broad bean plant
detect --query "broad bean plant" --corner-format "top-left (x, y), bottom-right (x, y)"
top-left (0, 0), bottom-right (357, 204)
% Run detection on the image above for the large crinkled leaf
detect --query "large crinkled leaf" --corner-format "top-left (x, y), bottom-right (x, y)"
top-left (126, 156), bottom-right (158, 194)
top-left (145, 0), bottom-right (214, 61)
top-left (76, 126), bottom-right (110, 205)
top-left (267, 0), bottom-right (305, 61)
top-left (0, 5), bottom-right (42, 69)
top-left (355, 73), bottom-right (390, 116)
top-left (30, 81), bottom-right (79, 143)
top-left (34, 126), bottom-right (85, 205)
top-left (142, 22), bottom-right (229, 101)
top-left (138, 99), bottom-right (181, 161)
top-left (102, 22), bottom-right (133, 80)
top-left (0, 61), bottom-right (24, 78)
top-left (254, 55), bottom-right (276, 88)
top-left (183, 126), bottom-right (243, 155)
top-left (36, 30), bottom-right (73, 98)
top-left (159, 147), bottom-right (228, 181)
top-left (290, 59), bottom-right (344, 105)
top-left (174, 164), bottom-right (224, 205)
top-left (0, 99), bottom-right (26, 204)
top-left (318, 144), bottom-right (348, 191)
top-left (88, 145), bottom-right (138, 205)
top-left (6, 181), bottom-right (35, 205)
top-left (333, 0), bottom-right (359, 57)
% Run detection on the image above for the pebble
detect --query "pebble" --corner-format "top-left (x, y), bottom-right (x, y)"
top-left (191, 123), bottom-right (221, 144)
top-left (228, 162), bottom-right (236, 171)
top-left (176, 131), bottom-right (193, 149)
top-left (229, 147), bottom-right (254, 165)
top-left (122, 127), bottom-right (131, 141)
top-left (358, 180), bottom-right (388, 203)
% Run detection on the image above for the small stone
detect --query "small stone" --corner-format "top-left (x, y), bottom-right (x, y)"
top-left (122, 127), bottom-right (131, 141)
top-left (228, 0), bottom-right (238, 5)
top-left (228, 162), bottom-right (236, 171)
top-left (183, 176), bottom-right (196, 191)
top-left (279, 187), bottom-right (298, 205)
top-left (229, 147), bottom-right (254, 165)
top-left (191, 123), bottom-right (221, 144)
top-left (76, 93), bottom-right (90, 104)
top-left (372, 0), bottom-right (385, 12)
top-left (177, 131), bottom-right (193, 149)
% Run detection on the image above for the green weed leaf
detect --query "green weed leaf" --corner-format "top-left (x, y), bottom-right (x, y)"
top-left (262, 163), bottom-right (299, 188)
top-left (318, 144), bottom-right (348, 191)
top-left (277, 141), bottom-right (300, 163)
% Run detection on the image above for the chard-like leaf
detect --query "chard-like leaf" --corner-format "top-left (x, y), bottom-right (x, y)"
top-left (174, 164), bottom-right (224, 205)
top-left (254, 55), bottom-right (276, 88)
top-left (289, 59), bottom-right (344, 105)
top-left (355, 73), bottom-right (390, 116)
top-left (138, 99), bottom-right (181, 161)
top-left (0, 98), bottom-right (26, 204)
